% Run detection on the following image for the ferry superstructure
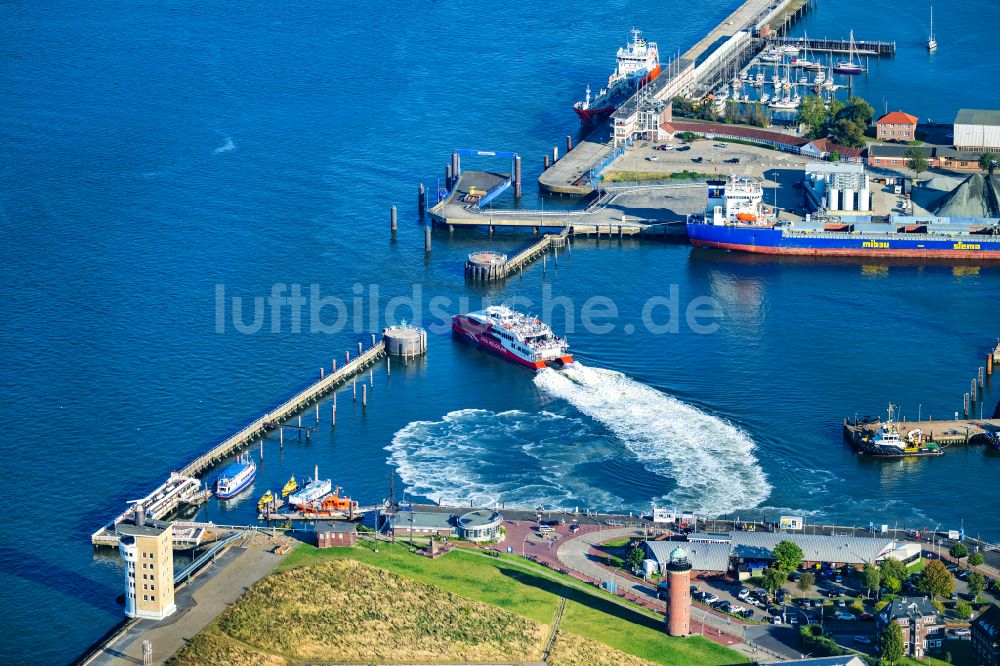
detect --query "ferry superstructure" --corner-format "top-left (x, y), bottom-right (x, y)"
top-left (215, 453), bottom-right (256, 499)
top-left (686, 175), bottom-right (1000, 260)
top-left (452, 305), bottom-right (573, 370)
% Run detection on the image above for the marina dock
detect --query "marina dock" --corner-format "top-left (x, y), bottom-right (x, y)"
top-left (771, 36), bottom-right (896, 56)
top-left (91, 335), bottom-right (407, 546)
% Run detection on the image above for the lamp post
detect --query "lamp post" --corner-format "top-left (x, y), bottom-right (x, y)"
top-left (522, 532), bottom-right (532, 558)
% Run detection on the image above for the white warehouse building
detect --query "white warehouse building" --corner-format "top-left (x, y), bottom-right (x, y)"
top-left (953, 109), bottom-right (1000, 152)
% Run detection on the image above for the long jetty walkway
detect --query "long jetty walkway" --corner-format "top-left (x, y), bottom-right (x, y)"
top-left (92, 338), bottom-right (388, 546)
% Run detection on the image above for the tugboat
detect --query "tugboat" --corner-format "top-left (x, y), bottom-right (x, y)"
top-left (215, 452), bottom-right (256, 499)
top-left (452, 305), bottom-right (572, 370)
top-left (858, 405), bottom-right (943, 457)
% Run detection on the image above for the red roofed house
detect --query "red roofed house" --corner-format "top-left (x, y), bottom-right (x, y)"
top-left (875, 111), bottom-right (918, 142)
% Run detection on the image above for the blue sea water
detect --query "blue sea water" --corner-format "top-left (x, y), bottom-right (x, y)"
top-left (1, 0), bottom-right (999, 662)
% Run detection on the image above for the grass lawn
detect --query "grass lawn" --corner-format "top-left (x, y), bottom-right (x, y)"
top-left (279, 542), bottom-right (746, 666)
top-left (908, 558), bottom-right (927, 574)
top-left (601, 537), bottom-right (633, 548)
top-left (896, 638), bottom-right (973, 666)
top-left (601, 170), bottom-right (714, 183)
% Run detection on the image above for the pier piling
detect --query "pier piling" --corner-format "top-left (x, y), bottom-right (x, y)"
top-left (552, 146), bottom-right (558, 163)
top-left (297, 415), bottom-right (302, 440)
top-left (362, 384), bottom-right (367, 409)
top-left (332, 359), bottom-right (336, 372)
top-left (971, 379), bottom-right (978, 403)
top-left (390, 205), bottom-right (398, 235)
top-left (513, 155), bottom-right (522, 198)
top-left (566, 135), bottom-right (573, 153)
top-left (315, 403), bottom-right (319, 426)
top-left (280, 428), bottom-right (284, 447)
top-left (964, 392), bottom-right (970, 417)
top-left (320, 367), bottom-right (324, 379)
top-left (332, 404), bottom-right (336, 428)
top-left (418, 183), bottom-right (426, 217)
top-left (387, 356), bottom-right (391, 376)
top-left (544, 155), bottom-right (550, 170)
top-left (424, 226), bottom-right (432, 253)
top-left (358, 341), bottom-right (362, 356)
top-left (353, 380), bottom-right (357, 401)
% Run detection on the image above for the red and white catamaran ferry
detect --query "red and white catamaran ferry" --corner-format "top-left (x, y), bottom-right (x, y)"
top-left (452, 306), bottom-right (573, 370)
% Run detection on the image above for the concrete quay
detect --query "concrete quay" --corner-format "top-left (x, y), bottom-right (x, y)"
top-left (431, 169), bottom-right (705, 236)
top-left (844, 417), bottom-right (1000, 448)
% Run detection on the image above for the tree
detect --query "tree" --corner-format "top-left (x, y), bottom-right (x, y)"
top-left (968, 572), bottom-right (986, 600)
top-left (864, 564), bottom-right (881, 598)
top-left (918, 559), bottom-right (954, 599)
top-left (955, 600), bottom-right (973, 620)
top-left (798, 572), bottom-right (815, 598)
top-left (831, 117), bottom-right (866, 148)
top-left (830, 151), bottom-right (841, 162)
top-left (969, 552), bottom-right (985, 567)
top-left (773, 540), bottom-right (804, 573)
top-left (762, 567), bottom-right (787, 595)
top-left (839, 96), bottom-right (875, 127)
top-left (724, 99), bottom-right (739, 124)
top-left (949, 542), bottom-right (969, 565)
top-left (798, 95), bottom-right (829, 138)
top-left (626, 544), bottom-right (645, 572)
top-left (906, 148), bottom-right (930, 179)
top-left (879, 620), bottom-right (905, 665)
top-left (979, 153), bottom-right (998, 173)
top-left (880, 557), bottom-right (907, 594)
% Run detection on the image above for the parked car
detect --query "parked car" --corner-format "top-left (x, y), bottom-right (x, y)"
top-left (790, 572), bottom-right (802, 582)
top-left (714, 143), bottom-right (728, 148)
top-left (569, 523), bottom-right (580, 532)
top-left (834, 574), bottom-right (843, 583)
top-left (724, 157), bottom-right (740, 164)
top-left (811, 599), bottom-right (823, 608)
top-left (691, 156), bottom-right (703, 163)
top-left (854, 635), bottom-right (873, 645)
top-left (837, 599), bottom-right (847, 608)
top-left (729, 604), bottom-right (747, 614)
top-left (677, 145), bottom-right (691, 152)
top-left (737, 588), bottom-right (751, 600)
top-left (738, 609), bottom-right (754, 619)
top-left (769, 615), bottom-right (783, 624)
top-left (646, 156), bottom-right (658, 161)
top-left (859, 613), bottom-right (875, 621)
top-left (949, 628), bottom-right (971, 637)
top-left (834, 611), bottom-right (855, 621)
top-left (714, 600), bottom-right (731, 611)
top-left (702, 593), bottom-right (720, 604)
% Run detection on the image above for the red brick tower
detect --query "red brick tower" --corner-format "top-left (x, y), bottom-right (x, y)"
top-left (666, 545), bottom-right (692, 637)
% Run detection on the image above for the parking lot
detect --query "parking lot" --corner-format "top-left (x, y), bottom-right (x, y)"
top-left (608, 138), bottom-right (815, 220)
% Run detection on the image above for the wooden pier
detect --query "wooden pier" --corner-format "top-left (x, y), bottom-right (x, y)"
top-left (92, 337), bottom-right (390, 546)
top-left (465, 229), bottom-right (570, 282)
top-left (772, 36), bottom-right (896, 56)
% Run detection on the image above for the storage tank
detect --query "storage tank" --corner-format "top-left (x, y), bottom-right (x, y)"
top-left (859, 186), bottom-right (870, 212)
top-left (842, 188), bottom-right (855, 212)
top-left (828, 188), bottom-right (840, 211)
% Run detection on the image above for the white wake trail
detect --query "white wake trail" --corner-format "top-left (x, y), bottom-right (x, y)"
top-left (533, 362), bottom-right (771, 516)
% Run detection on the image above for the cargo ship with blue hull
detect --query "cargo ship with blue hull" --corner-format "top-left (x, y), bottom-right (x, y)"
top-left (687, 176), bottom-right (1000, 260)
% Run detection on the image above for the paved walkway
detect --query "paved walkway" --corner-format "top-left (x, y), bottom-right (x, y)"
top-left (553, 527), bottom-right (798, 661)
top-left (90, 535), bottom-right (289, 666)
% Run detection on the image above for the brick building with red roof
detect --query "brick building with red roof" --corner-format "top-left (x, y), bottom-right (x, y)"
top-left (875, 111), bottom-right (918, 142)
